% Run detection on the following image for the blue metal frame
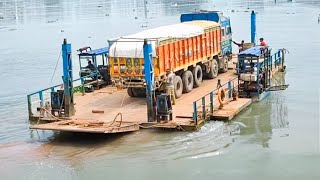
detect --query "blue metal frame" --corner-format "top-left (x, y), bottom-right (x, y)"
top-left (193, 102), bottom-right (197, 124)
top-left (143, 39), bottom-right (155, 122)
top-left (251, 11), bottom-right (256, 44)
top-left (61, 39), bottom-right (75, 116)
top-left (62, 39), bottom-right (73, 96)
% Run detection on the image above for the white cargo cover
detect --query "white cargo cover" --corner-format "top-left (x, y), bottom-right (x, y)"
top-left (108, 21), bottom-right (218, 58)
top-left (240, 73), bottom-right (258, 82)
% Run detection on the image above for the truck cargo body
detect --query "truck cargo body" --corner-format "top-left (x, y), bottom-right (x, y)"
top-left (157, 23), bottom-right (221, 74)
top-left (181, 11), bottom-right (233, 58)
top-left (109, 20), bottom-right (228, 97)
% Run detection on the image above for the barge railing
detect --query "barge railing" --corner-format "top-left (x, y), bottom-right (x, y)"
top-left (27, 72), bottom-right (98, 119)
top-left (270, 49), bottom-right (286, 70)
top-left (192, 77), bottom-right (238, 125)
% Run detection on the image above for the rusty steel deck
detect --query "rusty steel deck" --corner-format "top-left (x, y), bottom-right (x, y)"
top-left (30, 56), bottom-right (248, 132)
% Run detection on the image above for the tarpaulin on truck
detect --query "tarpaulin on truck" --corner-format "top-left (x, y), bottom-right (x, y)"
top-left (108, 21), bottom-right (220, 58)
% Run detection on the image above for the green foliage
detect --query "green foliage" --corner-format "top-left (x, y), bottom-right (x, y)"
top-left (72, 85), bottom-right (83, 94)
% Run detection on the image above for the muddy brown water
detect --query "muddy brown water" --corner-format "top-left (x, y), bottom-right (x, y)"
top-left (0, 0), bottom-right (320, 179)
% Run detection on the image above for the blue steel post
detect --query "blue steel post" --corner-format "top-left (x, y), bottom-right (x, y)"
top-left (251, 11), bottom-right (256, 44)
top-left (39, 91), bottom-right (44, 107)
top-left (193, 102), bottom-right (197, 124)
top-left (143, 39), bottom-right (155, 122)
top-left (62, 39), bottom-right (75, 117)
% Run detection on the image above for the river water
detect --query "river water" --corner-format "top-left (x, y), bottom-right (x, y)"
top-left (0, 0), bottom-right (320, 179)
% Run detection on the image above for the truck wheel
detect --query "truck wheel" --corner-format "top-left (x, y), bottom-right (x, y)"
top-left (182, 70), bottom-right (194, 93)
top-left (132, 88), bottom-right (146, 97)
top-left (140, 89), bottom-right (146, 97)
top-left (207, 59), bottom-right (218, 79)
top-left (193, 65), bottom-right (203, 88)
top-left (220, 56), bottom-right (228, 73)
top-left (127, 87), bottom-right (135, 97)
top-left (174, 76), bottom-right (183, 98)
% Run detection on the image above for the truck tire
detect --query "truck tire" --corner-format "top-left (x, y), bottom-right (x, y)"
top-left (182, 70), bottom-right (194, 93)
top-left (132, 88), bottom-right (146, 97)
top-left (220, 56), bottom-right (228, 73)
top-left (127, 87), bottom-right (135, 97)
top-left (140, 89), bottom-right (147, 97)
top-left (193, 65), bottom-right (203, 88)
top-left (174, 76), bottom-right (183, 98)
top-left (207, 59), bottom-right (218, 79)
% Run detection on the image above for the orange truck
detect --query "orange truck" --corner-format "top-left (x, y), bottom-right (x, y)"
top-left (108, 11), bottom-right (233, 97)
